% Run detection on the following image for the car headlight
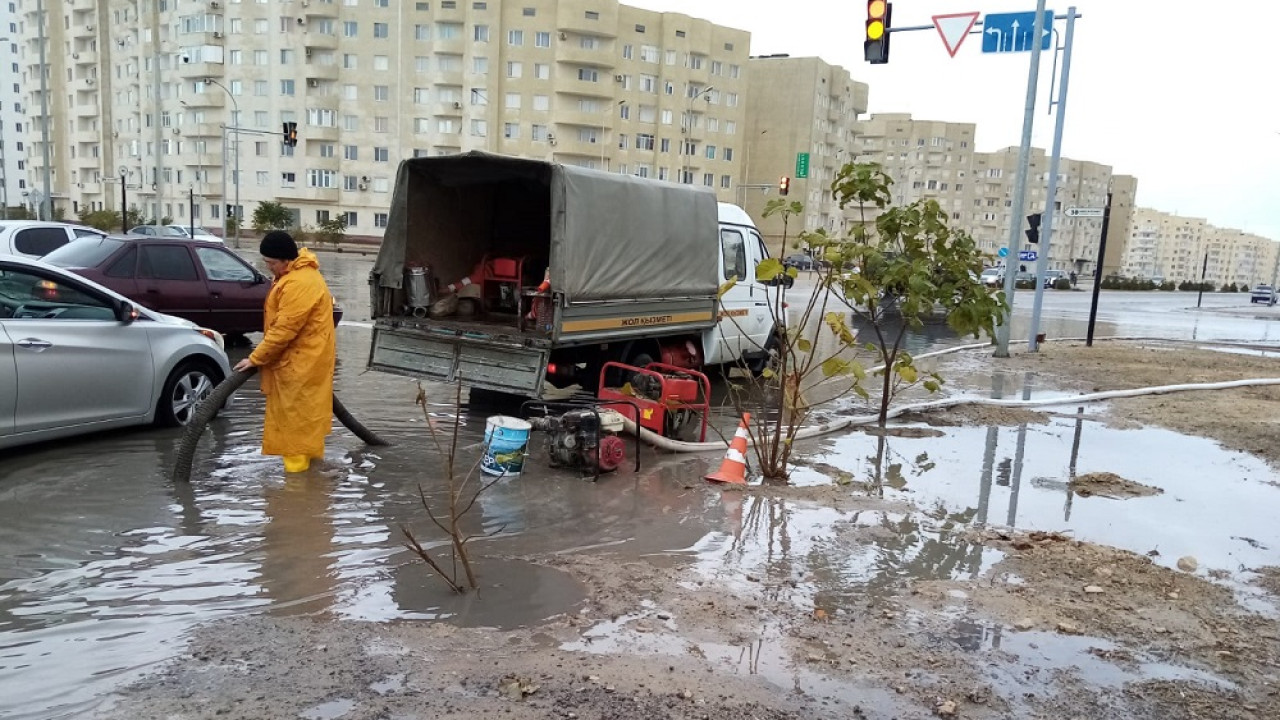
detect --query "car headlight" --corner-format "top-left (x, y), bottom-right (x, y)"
top-left (195, 327), bottom-right (225, 351)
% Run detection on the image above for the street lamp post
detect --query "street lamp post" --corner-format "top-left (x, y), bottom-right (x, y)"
top-left (202, 78), bottom-right (240, 248)
top-left (35, 0), bottom-right (52, 220)
top-left (682, 84), bottom-right (714, 185)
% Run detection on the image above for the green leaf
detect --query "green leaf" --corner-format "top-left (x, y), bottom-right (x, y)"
top-left (797, 338), bottom-right (812, 353)
top-left (755, 258), bottom-right (785, 282)
top-left (923, 380), bottom-right (940, 393)
top-left (853, 384), bottom-right (870, 400)
top-left (821, 357), bottom-right (849, 377)
top-left (897, 364), bottom-right (918, 384)
top-left (717, 278), bottom-right (738, 298)
top-left (761, 368), bottom-right (776, 379)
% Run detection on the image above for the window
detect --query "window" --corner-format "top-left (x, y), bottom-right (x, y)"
top-left (374, 55), bottom-right (389, 71)
top-left (726, 93), bottom-right (739, 107)
top-left (622, 44), bottom-right (633, 59)
top-left (343, 84), bottom-right (358, 100)
top-left (414, 87), bottom-right (431, 104)
top-left (535, 31), bottom-right (550, 47)
top-left (375, 213), bottom-right (389, 228)
top-left (703, 173), bottom-right (714, 187)
top-left (720, 175), bottom-right (731, 189)
top-left (343, 212), bottom-right (358, 227)
top-left (373, 23), bottom-right (388, 38)
top-left (280, 79), bottom-right (295, 95)
top-left (532, 124), bottom-right (548, 141)
top-left (229, 49), bottom-right (242, 65)
top-left (665, 50), bottom-right (676, 65)
top-left (374, 117), bottom-right (390, 132)
top-left (344, 21), bottom-right (358, 37)
top-left (414, 24), bottom-right (430, 40)
top-left (319, 144), bottom-right (335, 158)
top-left (660, 109), bottom-right (672, 125)
top-left (636, 133), bottom-right (655, 151)
top-left (705, 145), bottom-right (716, 160)
top-left (344, 115), bottom-right (360, 131)
top-left (640, 45), bottom-right (659, 63)
top-left (414, 118), bottom-right (431, 133)
top-left (534, 63), bottom-right (549, 80)
top-left (254, 50), bottom-right (268, 65)
top-left (522, 7), bottom-right (535, 15)
top-left (504, 92), bottom-right (521, 109)
top-left (506, 61), bottom-right (522, 78)
top-left (254, 81), bottom-right (268, 97)
top-left (257, 171), bottom-right (270, 185)
top-left (374, 85), bottom-right (389, 101)
top-left (12, 228), bottom-right (71, 257)
top-left (532, 95), bottom-right (549, 111)
top-left (729, 64), bottom-right (740, 78)
top-left (508, 29), bottom-right (523, 46)
top-left (470, 119), bottom-right (487, 136)
top-left (255, 141), bottom-right (268, 156)
top-left (473, 57), bottom-right (489, 74)
top-left (374, 147), bottom-right (389, 162)
top-left (660, 138), bottom-right (670, 153)
top-left (140, 245), bottom-right (198, 281)
top-left (373, 178), bottom-right (390, 193)
top-left (343, 54), bottom-right (358, 69)
top-left (344, 145), bottom-right (358, 160)
top-left (105, 248), bottom-right (138, 278)
top-left (577, 68), bottom-right (598, 82)
top-left (585, 10), bottom-right (599, 19)
top-left (579, 36), bottom-right (598, 49)
top-left (474, 24), bottom-right (489, 41)
top-left (504, 123), bottom-right (519, 139)
top-left (196, 248), bottom-right (256, 282)
top-left (639, 74), bottom-right (656, 93)
top-left (307, 169), bottom-right (336, 188)
top-left (437, 22), bottom-right (462, 39)
top-left (344, 175), bottom-right (360, 191)
top-left (721, 229), bottom-right (746, 282)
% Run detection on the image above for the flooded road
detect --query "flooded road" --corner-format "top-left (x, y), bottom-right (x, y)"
top-left (3, 250), bottom-right (1279, 717)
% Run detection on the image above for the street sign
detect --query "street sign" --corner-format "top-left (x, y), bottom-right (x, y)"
top-left (933, 12), bottom-right (979, 57)
top-left (1065, 206), bottom-right (1105, 218)
top-left (1019, 250), bottom-right (1038, 261)
top-left (997, 247), bottom-right (1009, 258)
top-left (795, 152), bottom-right (810, 179)
top-left (981, 10), bottom-right (1053, 53)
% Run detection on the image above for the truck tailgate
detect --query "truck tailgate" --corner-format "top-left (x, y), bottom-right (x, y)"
top-left (369, 325), bottom-right (549, 395)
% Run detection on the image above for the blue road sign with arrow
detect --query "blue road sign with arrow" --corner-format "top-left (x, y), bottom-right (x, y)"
top-left (982, 10), bottom-right (1053, 53)
top-left (997, 247), bottom-right (1009, 258)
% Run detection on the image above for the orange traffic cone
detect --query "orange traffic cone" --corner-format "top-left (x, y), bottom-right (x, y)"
top-left (705, 413), bottom-right (751, 484)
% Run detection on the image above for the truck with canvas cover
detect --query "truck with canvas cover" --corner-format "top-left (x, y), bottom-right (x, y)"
top-left (367, 152), bottom-right (778, 397)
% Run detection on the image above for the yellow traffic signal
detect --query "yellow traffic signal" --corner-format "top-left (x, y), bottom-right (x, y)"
top-left (865, 1), bottom-right (892, 64)
top-left (778, 176), bottom-right (790, 196)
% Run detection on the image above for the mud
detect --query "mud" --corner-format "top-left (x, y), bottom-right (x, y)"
top-left (1070, 471), bottom-right (1163, 499)
top-left (24, 341), bottom-right (1280, 719)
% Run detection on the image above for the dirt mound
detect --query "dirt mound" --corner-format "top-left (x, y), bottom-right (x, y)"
top-left (1070, 471), bottom-right (1163, 499)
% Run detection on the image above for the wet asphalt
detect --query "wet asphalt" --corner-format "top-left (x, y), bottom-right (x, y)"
top-left (2, 250), bottom-right (1279, 718)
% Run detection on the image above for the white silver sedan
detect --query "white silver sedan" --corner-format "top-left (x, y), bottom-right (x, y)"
top-left (0, 255), bottom-right (231, 450)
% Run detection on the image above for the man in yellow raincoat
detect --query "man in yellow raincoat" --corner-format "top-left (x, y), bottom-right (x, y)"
top-left (233, 231), bottom-right (336, 473)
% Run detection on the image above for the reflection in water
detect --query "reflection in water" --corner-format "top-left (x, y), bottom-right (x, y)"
top-left (260, 475), bottom-right (338, 616)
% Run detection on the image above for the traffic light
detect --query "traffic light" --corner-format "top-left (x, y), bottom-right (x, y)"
top-left (865, 1), bottom-right (892, 64)
top-left (1025, 212), bottom-right (1042, 244)
top-left (778, 176), bottom-right (790, 196)
top-left (282, 121), bottom-right (298, 147)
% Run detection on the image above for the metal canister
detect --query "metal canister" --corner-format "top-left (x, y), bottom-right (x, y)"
top-left (405, 265), bottom-right (432, 311)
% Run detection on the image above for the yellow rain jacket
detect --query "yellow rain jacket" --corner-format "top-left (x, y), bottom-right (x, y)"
top-left (249, 248), bottom-right (336, 458)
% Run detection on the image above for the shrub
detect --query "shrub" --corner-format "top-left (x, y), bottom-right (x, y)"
top-left (1052, 277), bottom-right (1072, 290)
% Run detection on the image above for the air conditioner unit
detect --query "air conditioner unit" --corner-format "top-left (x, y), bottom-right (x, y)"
top-left (304, 48), bottom-right (313, 57)
top-left (558, 31), bottom-right (567, 40)
top-left (72, 53), bottom-right (80, 59)
top-left (452, 101), bottom-right (461, 109)
top-left (173, 128), bottom-right (181, 134)
top-left (85, 25), bottom-right (95, 32)
top-left (358, 183), bottom-right (368, 191)
top-left (308, 79), bottom-right (319, 87)
top-left (85, 77), bottom-right (95, 85)
top-left (301, 0), bottom-right (311, 6)
top-left (297, 17), bottom-right (306, 25)
top-left (77, 183), bottom-right (84, 188)
top-left (210, 1), bottom-right (220, 7)
top-left (614, 74), bottom-right (624, 82)
top-left (212, 31), bottom-right (222, 38)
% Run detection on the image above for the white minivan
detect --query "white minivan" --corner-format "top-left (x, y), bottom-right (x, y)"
top-left (0, 221), bottom-right (108, 259)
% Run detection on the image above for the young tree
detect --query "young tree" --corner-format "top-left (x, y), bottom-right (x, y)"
top-left (315, 216), bottom-right (347, 248)
top-left (77, 209), bottom-right (122, 232)
top-left (252, 200), bottom-right (294, 233)
top-left (817, 162), bottom-right (1006, 427)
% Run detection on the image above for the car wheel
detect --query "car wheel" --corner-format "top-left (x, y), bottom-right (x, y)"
top-left (156, 361), bottom-right (220, 427)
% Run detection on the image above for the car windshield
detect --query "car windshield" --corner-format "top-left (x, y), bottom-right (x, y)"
top-left (42, 237), bottom-right (126, 268)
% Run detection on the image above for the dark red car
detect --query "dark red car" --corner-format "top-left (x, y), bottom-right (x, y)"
top-left (41, 235), bottom-right (342, 339)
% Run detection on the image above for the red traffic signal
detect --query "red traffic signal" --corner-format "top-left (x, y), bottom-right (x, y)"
top-left (865, 1), bottom-right (893, 64)
top-left (778, 176), bottom-right (790, 196)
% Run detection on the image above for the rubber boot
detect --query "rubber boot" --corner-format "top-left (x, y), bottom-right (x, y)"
top-left (283, 455), bottom-right (311, 473)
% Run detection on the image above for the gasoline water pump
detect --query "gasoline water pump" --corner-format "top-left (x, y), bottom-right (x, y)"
top-left (523, 402), bottom-right (637, 480)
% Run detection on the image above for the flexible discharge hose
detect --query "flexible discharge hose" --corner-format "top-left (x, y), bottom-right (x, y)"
top-left (622, 336), bottom-right (1280, 453)
top-left (172, 368), bottom-right (388, 483)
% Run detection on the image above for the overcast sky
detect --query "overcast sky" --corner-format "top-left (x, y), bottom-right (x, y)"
top-left (627, 0), bottom-right (1280, 241)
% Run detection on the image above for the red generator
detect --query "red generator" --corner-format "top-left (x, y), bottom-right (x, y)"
top-left (597, 361), bottom-right (711, 442)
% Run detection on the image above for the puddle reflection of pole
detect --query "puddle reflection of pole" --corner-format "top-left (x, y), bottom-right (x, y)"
top-left (1065, 406), bottom-right (1085, 521)
top-left (1005, 373), bottom-right (1034, 527)
top-left (975, 374), bottom-right (1004, 528)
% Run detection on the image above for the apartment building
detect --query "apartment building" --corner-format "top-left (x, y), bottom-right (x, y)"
top-left (2, 1), bottom-right (28, 215)
top-left (1121, 207), bottom-right (1278, 286)
top-left (742, 55), bottom-right (868, 250)
top-left (15, 0), bottom-right (750, 238)
top-left (852, 114), bottom-right (1136, 278)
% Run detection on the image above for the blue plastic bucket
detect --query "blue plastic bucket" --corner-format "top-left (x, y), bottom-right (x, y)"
top-left (481, 415), bottom-right (532, 477)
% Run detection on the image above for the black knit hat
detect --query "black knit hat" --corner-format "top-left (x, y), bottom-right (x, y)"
top-left (260, 231), bottom-right (299, 260)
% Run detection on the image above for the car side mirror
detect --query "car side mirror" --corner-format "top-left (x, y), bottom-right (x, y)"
top-left (253, 272), bottom-right (268, 285)
top-left (113, 299), bottom-right (139, 324)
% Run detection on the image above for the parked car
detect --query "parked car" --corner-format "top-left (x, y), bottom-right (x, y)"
top-left (783, 253), bottom-right (818, 272)
top-left (1044, 270), bottom-right (1067, 287)
top-left (980, 268), bottom-right (1003, 287)
top-left (166, 224), bottom-right (225, 244)
top-left (0, 254), bottom-right (231, 450)
top-left (42, 235), bottom-right (343, 337)
top-left (1251, 284), bottom-right (1277, 306)
top-left (0, 220), bottom-right (108, 259)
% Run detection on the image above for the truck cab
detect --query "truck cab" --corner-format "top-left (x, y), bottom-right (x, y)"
top-left (712, 203), bottom-right (778, 366)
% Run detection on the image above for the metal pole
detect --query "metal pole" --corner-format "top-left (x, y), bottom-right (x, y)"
top-left (994, 0), bottom-right (1049, 358)
top-left (220, 125), bottom-right (228, 242)
top-left (36, 0), bottom-right (52, 221)
top-left (189, 187), bottom-right (195, 237)
top-left (1196, 250), bottom-right (1209, 308)
top-left (151, 0), bottom-right (163, 227)
top-left (1085, 191), bottom-right (1112, 347)
top-left (1028, 7), bottom-right (1076, 352)
top-left (120, 172), bottom-right (127, 232)
top-left (233, 123), bottom-right (240, 248)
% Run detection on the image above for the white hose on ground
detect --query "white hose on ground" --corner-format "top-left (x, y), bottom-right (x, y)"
top-left (621, 336), bottom-right (1280, 453)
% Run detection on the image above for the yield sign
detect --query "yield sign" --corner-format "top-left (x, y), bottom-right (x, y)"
top-left (933, 12), bottom-right (980, 57)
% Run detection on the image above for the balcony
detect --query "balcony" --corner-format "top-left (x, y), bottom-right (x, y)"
top-left (300, 124), bottom-right (339, 141)
top-left (555, 44), bottom-right (612, 67)
top-left (75, 103), bottom-right (99, 118)
top-left (555, 8), bottom-right (619, 37)
top-left (554, 108), bottom-right (612, 129)
top-left (77, 182), bottom-right (103, 196)
top-left (183, 92), bottom-right (226, 108)
top-left (551, 137), bottom-right (604, 158)
top-left (436, 102), bottom-right (464, 116)
top-left (178, 61), bottom-right (225, 79)
top-left (71, 50), bottom-right (97, 66)
top-left (303, 33), bottom-right (339, 51)
top-left (303, 61), bottom-right (340, 81)
top-left (555, 80), bottom-right (612, 100)
top-left (432, 38), bottom-right (466, 55)
top-left (277, 186), bottom-right (340, 203)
